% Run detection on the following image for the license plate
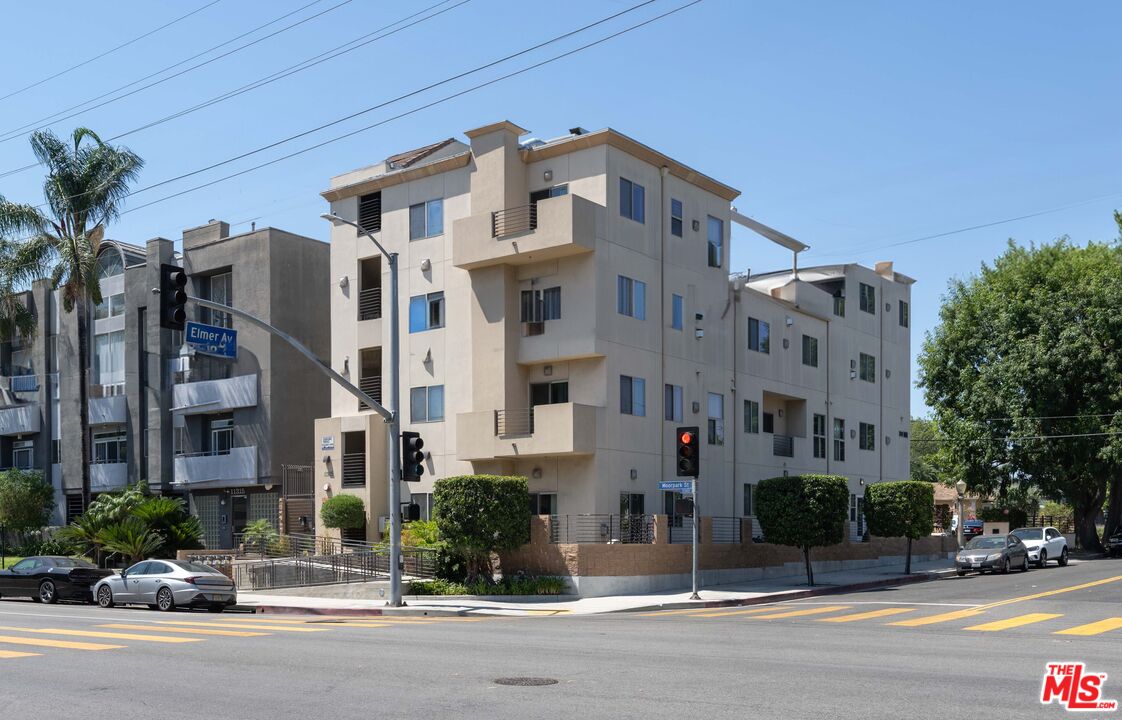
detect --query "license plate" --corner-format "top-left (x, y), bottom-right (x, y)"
top-left (971, 562), bottom-right (981, 568)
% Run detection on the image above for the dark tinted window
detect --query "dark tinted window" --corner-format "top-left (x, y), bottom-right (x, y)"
top-left (146, 562), bottom-right (172, 575)
top-left (168, 561), bottom-right (220, 574)
top-left (1011, 528), bottom-right (1042, 541)
top-left (965, 536), bottom-right (1005, 549)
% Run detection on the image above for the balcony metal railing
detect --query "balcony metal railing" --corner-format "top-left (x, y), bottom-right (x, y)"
top-left (341, 452), bottom-right (366, 487)
top-left (358, 376), bottom-right (382, 410)
top-left (711, 516), bottom-right (743, 544)
top-left (549, 514), bottom-right (655, 544)
top-left (773, 434), bottom-right (794, 457)
top-left (491, 204), bottom-right (538, 238)
top-left (495, 408), bottom-right (534, 436)
top-left (358, 286), bottom-right (381, 321)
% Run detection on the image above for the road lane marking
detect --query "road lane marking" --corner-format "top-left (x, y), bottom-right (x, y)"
top-left (817, 608), bottom-right (916, 623)
top-left (99, 624), bottom-right (269, 637)
top-left (0, 649), bottom-right (39, 659)
top-left (153, 620), bottom-right (330, 632)
top-left (889, 609), bottom-right (985, 627)
top-left (689, 606), bottom-right (791, 618)
top-left (964, 613), bottom-right (1063, 632)
top-left (0, 626), bottom-right (200, 644)
top-left (0, 634), bottom-right (122, 650)
top-left (977, 574), bottom-right (1122, 610)
top-left (739, 605), bottom-right (852, 620)
top-left (1054, 618), bottom-right (1122, 637)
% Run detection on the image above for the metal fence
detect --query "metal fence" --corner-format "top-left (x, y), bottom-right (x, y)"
top-left (669, 516), bottom-right (694, 544)
top-left (228, 547), bottom-right (438, 591)
top-left (710, 516), bottom-right (742, 544)
top-left (495, 408), bottom-right (534, 436)
top-left (1024, 513), bottom-right (1075, 534)
top-left (549, 514), bottom-right (655, 544)
top-left (491, 204), bottom-right (538, 238)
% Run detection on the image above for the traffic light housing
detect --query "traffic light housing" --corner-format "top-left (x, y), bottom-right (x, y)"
top-left (402, 431), bottom-right (424, 482)
top-left (403, 503), bottom-right (421, 522)
top-left (159, 263), bottom-right (188, 330)
top-left (676, 426), bottom-right (699, 477)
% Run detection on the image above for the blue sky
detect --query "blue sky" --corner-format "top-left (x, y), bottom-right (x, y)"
top-left (1, 1), bottom-right (1119, 415)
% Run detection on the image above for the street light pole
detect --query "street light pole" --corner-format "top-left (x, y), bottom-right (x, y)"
top-left (322, 213), bottom-right (404, 607)
top-left (955, 479), bottom-right (967, 550)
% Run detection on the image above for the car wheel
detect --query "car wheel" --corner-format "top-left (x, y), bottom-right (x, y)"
top-left (156, 587), bottom-right (175, 612)
top-left (1021, 555), bottom-right (1030, 572)
top-left (1001, 558), bottom-right (1010, 574)
top-left (1037, 549), bottom-right (1047, 568)
top-left (96, 586), bottom-right (114, 608)
top-left (38, 580), bottom-right (58, 604)
top-left (956, 570), bottom-right (967, 577)
top-left (207, 605), bottom-right (225, 613)
top-left (1059, 548), bottom-right (1069, 567)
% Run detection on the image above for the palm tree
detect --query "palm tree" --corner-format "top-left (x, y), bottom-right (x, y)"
top-left (0, 128), bottom-right (142, 509)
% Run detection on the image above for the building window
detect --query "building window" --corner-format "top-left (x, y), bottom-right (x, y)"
top-left (12, 440), bottom-right (33, 470)
top-left (529, 492), bottom-right (558, 516)
top-left (859, 422), bottom-right (876, 451)
top-left (200, 271), bottom-right (233, 329)
top-left (671, 294), bottom-right (683, 330)
top-left (813, 414), bottom-right (827, 459)
top-left (743, 483), bottom-right (755, 516)
top-left (92, 429), bottom-right (126, 464)
top-left (409, 198), bottom-right (443, 240)
top-left (664, 384), bottom-right (683, 422)
top-left (530, 184), bottom-right (568, 204)
top-left (801, 335), bottom-right (818, 367)
top-left (52, 439), bottom-right (60, 464)
top-left (859, 282), bottom-right (875, 314)
top-left (833, 418), bottom-right (846, 462)
top-left (97, 251), bottom-right (124, 279)
top-left (620, 375), bottom-right (646, 417)
top-left (358, 191), bottom-right (382, 233)
top-left (707, 215), bottom-right (723, 268)
top-left (619, 177), bottom-right (645, 223)
top-left (744, 400), bottom-right (759, 434)
top-left (410, 385), bottom-right (445, 422)
top-left (620, 492), bottom-right (645, 516)
top-left (93, 330), bottom-right (125, 386)
top-left (707, 392), bottom-right (724, 445)
top-left (408, 292), bottom-right (444, 332)
top-left (833, 292), bottom-right (845, 317)
top-left (748, 317), bottom-right (770, 353)
top-left (94, 293), bottom-right (125, 320)
top-left (762, 412), bottom-right (774, 434)
top-left (670, 198), bottom-right (683, 237)
top-left (859, 353), bottom-right (876, 383)
top-left (616, 275), bottom-right (646, 320)
top-left (520, 287), bottom-right (561, 323)
top-left (410, 492), bottom-right (433, 521)
top-left (899, 299), bottom-right (909, 328)
top-left (208, 416), bottom-right (233, 455)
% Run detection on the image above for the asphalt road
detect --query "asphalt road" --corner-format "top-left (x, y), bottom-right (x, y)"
top-left (1, 557), bottom-right (1120, 720)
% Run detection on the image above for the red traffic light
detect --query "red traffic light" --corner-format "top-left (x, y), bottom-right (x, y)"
top-left (679, 431), bottom-right (693, 445)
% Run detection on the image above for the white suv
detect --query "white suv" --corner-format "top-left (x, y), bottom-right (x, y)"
top-left (1011, 526), bottom-right (1069, 568)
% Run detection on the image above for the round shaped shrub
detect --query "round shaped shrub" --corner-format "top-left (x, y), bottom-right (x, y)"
top-left (320, 494), bottom-right (366, 529)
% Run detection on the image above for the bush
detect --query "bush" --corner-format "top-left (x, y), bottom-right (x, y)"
top-left (979, 505), bottom-right (1028, 529)
top-left (756, 474), bottom-right (849, 586)
top-left (934, 505), bottom-right (952, 532)
top-left (400, 519), bottom-right (440, 548)
top-left (409, 575), bottom-right (567, 596)
top-left (863, 480), bottom-right (935, 573)
top-left (434, 475), bottom-right (529, 582)
top-left (320, 494), bottom-right (365, 530)
top-left (15, 533), bottom-right (80, 558)
top-left (0, 469), bottom-right (54, 536)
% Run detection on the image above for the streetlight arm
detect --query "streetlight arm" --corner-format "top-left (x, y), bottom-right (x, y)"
top-left (320, 213), bottom-right (394, 263)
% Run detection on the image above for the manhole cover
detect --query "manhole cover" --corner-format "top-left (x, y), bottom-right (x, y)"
top-left (493, 677), bottom-right (558, 687)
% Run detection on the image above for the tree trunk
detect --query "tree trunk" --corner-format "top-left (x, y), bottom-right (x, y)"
top-left (77, 300), bottom-right (91, 510)
top-left (1074, 499), bottom-right (1104, 553)
top-left (1103, 471), bottom-right (1122, 541)
top-left (905, 536), bottom-right (912, 575)
top-left (803, 546), bottom-right (814, 586)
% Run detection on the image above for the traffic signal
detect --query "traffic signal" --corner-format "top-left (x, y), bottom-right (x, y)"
top-left (402, 431), bottom-right (425, 482)
top-left (676, 426), bottom-right (699, 477)
top-left (159, 263), bottom-right (188, 330)
top-left (403, 503), bottom-right (421, 522)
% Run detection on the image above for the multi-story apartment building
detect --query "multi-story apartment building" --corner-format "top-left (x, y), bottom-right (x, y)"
top-left (0, 221), bottom-right (330, 547)
top-left (315, 120), bottom-right (912, 540)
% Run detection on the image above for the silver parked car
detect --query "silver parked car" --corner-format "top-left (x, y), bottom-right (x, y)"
top-left (1011, 526), bottom-right (1069, 568)
top-left (92, 559), bottom-right (236, 613)
top-left (955, 534), bottom-right (1030, 575)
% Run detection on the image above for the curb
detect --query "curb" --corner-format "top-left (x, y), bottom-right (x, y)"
top-left (246, 604), bottom-right (468, 617)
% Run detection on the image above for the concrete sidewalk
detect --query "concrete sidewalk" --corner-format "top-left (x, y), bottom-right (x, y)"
top-left (237, 558), bottom-right (956, 617)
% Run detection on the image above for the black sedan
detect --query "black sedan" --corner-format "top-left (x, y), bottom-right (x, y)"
top-left (0, 556), bottom-right (112, 604)
top-left (1108, 529), bottom-right (1122, 558)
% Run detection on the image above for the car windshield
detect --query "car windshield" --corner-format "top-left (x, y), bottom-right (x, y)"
top-left (168, 560), bottom-right (221, 574)
top-left (1012, 529), bottom-right (1043, 540)
top-left (965, 536), bottom-right (1006, 549)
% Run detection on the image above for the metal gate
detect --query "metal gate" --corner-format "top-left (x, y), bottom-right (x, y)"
top-left (281, 464), bottom-right (314, 535)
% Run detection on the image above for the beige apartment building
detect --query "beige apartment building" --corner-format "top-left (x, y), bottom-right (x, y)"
top-left (314, 120), bottom-right (912, 541)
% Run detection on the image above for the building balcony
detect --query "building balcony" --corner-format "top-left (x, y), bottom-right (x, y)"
top-left (90, 462), bottom-right (128, 492)
top-left (456, 402), bottom-right (597, 460)
top-left (173, 445), bottom-right (257, 486)
top-left (172, 373), bottom-right (257, 415)
top-left (0, 403), bottom-right (39, 436)
top-left (773, 434), bottom-right (794, 458)
top-left (452, 194), bottom-right (601, 270)
top-left (89, 395), bottom-right (128, 425)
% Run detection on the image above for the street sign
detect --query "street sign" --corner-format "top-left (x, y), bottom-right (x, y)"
top-left (320, 435), bottom-right (335, 451)
top-left (185, 320), bottom-right (238, 359)
top-left (658, 480), bottom-right (694, 492)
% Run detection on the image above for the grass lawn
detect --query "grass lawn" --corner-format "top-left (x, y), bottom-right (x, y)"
top-left (0, 556), bottom-right (23, 569)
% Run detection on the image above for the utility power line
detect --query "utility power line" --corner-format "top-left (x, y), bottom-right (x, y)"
top-left (0, 0), bottom-right (224, 104)
top-left (911, 430), bottom-right (1122, 444)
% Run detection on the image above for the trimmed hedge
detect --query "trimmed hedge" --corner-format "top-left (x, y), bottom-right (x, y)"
top-left (863, 480), bottom-right (934, 573)
top-left (755, 474), bottom-right (849, 586)
top-left (434, 475), bottom-right (529, 582)
top-left (320, 494), bottom-right (366, 530)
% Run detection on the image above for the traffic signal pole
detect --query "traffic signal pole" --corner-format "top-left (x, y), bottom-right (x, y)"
top-left (691, 475), bottom-right (700, 600)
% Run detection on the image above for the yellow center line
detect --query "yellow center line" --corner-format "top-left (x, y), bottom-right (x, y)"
top-left (0, 634), bottom-right (122, 651)
top-left (964, 613), bottom-right (1063, 632)
top-left (153, 620), bottom-right (329, 633)
top-left (889, 609), bottom-right (985, 627)
top-left (1054, 618), bottom-right (1122, 637)
top-left (0, 626), bottom-right (200, 644)
top-left (689, 606), bottom-right (789, 618)
top-left (817, 607), bottom-right (917, 623)
top-left (743, 605), bottom-right (853, 620)
top-left (99, 624), bottom-right (268, 638)
top-left (977, 574), bottom-right (1122, 610)
top-left (0, 649), bottom-right (40, 659)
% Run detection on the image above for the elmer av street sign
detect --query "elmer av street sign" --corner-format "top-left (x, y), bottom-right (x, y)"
top-left (185, 321), bottom-right (238, 359)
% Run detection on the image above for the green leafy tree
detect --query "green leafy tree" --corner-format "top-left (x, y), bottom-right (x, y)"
top-left (320, 495), bottom-right (366, 532)
top-left (919, 239), bottom-right (1122, 551)
top-left (863, 481), bottom-right (935, 574)
top-left (433, 475), bottom-right (529, 582)
top-left (754, 474), bottom-right (849, 586)
top-left (909, 417), bottom-right (948, 484)
top-left (0, 469), bottom-right (54, 537)
top-left (0, 128), bottom-right (143, 509)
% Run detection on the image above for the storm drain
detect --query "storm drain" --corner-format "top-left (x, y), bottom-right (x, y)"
top-left (493, 677), bottom-right (558, 687)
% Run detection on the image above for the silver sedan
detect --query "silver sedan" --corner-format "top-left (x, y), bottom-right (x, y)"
top-left (93, 559), bottom-right (237, 613)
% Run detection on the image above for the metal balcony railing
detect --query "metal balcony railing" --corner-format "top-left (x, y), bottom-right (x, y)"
top-left (491, 204), bottom-right (538, 238)
top-left (495, 408), bottom-right (534, 436)
top-left (358, 376), bottom-right (381, 410)
top-left (341, 452), bottom-right (366, 487)
top-left (773, 434), bottom-right (794, 457)
top-left (358, 286), bottom-right (381, 321)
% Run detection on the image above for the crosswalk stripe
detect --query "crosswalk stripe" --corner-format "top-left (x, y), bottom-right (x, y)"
top-left (0, 650), bottom-right (40, 659)
top-left (0, 634), bottom-right (122, 651)
top-left (0, 626), bottom-right (200, 644)
top-left (99, 624), bottom-right (268, 637)
top-left (1054, 618), bottom-right (1122, 637)
top-left (153, 620), bottom-right (330, 633)
top-left (741, 605), bottom-right (852, 620)
top-left (889, 609), bottom-right (985, 627)
top-left (689, 606), bottom-right (788, 618)
top-left (216, 615), bottom-right (475, 624)
top-left (636, 607), bottom-right (731, 617)
top-left (817, 608), bottom-right (916, 623)
top-left (964, 613), bottom-right (1063, 632)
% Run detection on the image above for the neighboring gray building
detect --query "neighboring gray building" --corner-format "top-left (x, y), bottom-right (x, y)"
top-left (0, 220), bottom-right (330, 547)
